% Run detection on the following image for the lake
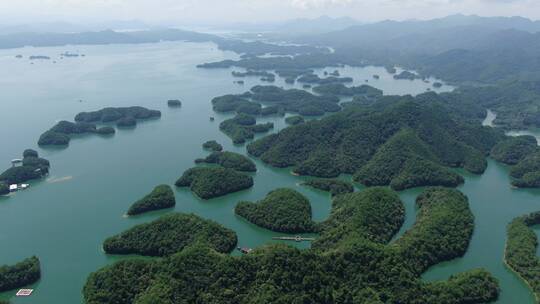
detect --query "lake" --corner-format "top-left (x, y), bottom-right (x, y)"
top-left (0, 41), bottom-right (536, 304)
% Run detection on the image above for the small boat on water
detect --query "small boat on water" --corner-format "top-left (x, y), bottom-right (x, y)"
top-left (237, 247), bottom-right (252, 254)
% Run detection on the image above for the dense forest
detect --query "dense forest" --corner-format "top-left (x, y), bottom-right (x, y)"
top-left (0, 149), bottom-right (50, 186)
top-left (235, 188), bottom-right (314, 233)
top-left (491, 136), bottom-right (538, 165)
top-left (84, 187), bottom-right (499, 304)
top-left (126, 185), bottom-right (176, 216)
top-left (509, 151), bottom-right (540, 188)
top-left (103, 213), bottom-right (237, 256)
top-left (302, 179), bottom-right (354, 196)
top-left (195, 151), bottom-right (256, 172)
top-left (0, 256), bottom-right (41, 292)
top-left (248, 99), bottom-right (502, 189)
top-left (505, 211), bottom-right (540, 302)
top-left (175, 167), bottom-right (253, 199)
top-left (202, 140), bottom-right (223, 152)
top-left (219, 114), bottom-right (274, 144)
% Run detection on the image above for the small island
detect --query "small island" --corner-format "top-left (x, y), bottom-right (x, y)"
top-left (167, 99), bottom-right (182, 107)
top-left (175, 166), bottom-right (253, 199)
top-left (202, 140), bottom-right (223, 152)
top-left (303, 179), bottom-right (354, 196)
top-left (235, 188), bottom-right (314, 233)
top-left (75, 106), bottom-right (161, 123)
top-left (219, 114), bottom-right (273, 144)
top-left (126, 185), bottom-right (176, 216)
top-left (195, 151), bottom-right (256, 172)
top-left (285, 115), bottom-right (305, 125)
top-left (0, 149), bottom-right (50, 187)
top-left (103, 213), bottom-right (237, 256)
top-left (393, 70), bottom-right (419, 80)
top-left (0, 256), bottom-right (41, 292)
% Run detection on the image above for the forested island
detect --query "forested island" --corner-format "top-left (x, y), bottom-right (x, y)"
top-left (0, 149), bottom-right (50, 189)
top-left (38, 106), bottom-right (160, 146)
top-left (505, 211), bottom-right (540, 302)
top-left (509, 151), bottom-right (540, 188)
top-left (84, 187), bottom-right (499, 304)
top-left (302, 179), bottom-right (354, 196)
top-left (103, 213), bottom-right (237, 256)
top-left (202, 140), bottom-right (223, 152)
top-left (248, 99), bottom-right (501, 189)
top-left (235, 188), bottom-right (314, 233)
top-left (195, 151), bottom-right (256, 172)
top-left (167, 99), bottom-right (182, 107)
top-left (0, 256), bottom-right (41, 292)
top-left (284, 115), bottom-right (304, 125)
top-left (175, 166), bottom-right (253, 199)
top-left (126, 185), bottom-right (176, 216)
top-left (219, 114), bottom-right (273, 144)
top-left (491, 136), bottom-right (538, 165)
top-left (211, 85), bottom-right (341, 118)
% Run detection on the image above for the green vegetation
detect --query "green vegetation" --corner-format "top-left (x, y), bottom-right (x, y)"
top-left (510, 151), bottom-right (540, 188)
top-left (394, 188), bottom-right (474, 273)
top-left (117, 116), bottom-right (137, 127)
top-left (175, 167), bottom-right (253, 199)
top-left (195, 151), bottom-right (256, 172)
top-left (127, 185), bottom-right (176, 216)
top-left (167, 99), bottom-right (182, 107)
top-left (297, 73), bottom-right (353, 85)
top-left (235, 188), bottom-right (314, 233)
top-left (0, 257), bottom-right (41, 292)
top-left (39, 106), bottom-right (160, 145)
top-left (312, 83), bottom-right (383, 98)
top-left (0, 183), bottom-right (8, 195)
top-left (211, 94), bottom-right (254, 113)
top-left (250, 85), bottom-right (341, 116)
top-left (303, 179), bottom-right (354, 196)
top-left (219, 114), bottom-right (273, 144)
top-left (314, 188), bottom-right (404, 248)
top-left (285, 115), bottom-right (304, 125)
top-left (505, 211), bottom-right (540, 302)
top-left (491, 136), bottom-right (538, 165)
top-left (75, 106), bottom-right (161, 123)
top-left (103, 213), bottom-right (237, 256)
top-left (0, 150), bottom-right (50, 184)
top-left (95, 126), bottom-right (115, 135)
top-left (202, 140), bottom-right (223, 152)
top-left (84, 187), bottom-right (499, 304)
top-left (232, 70), bottom-right (274, 78)
top-left (248, 99), bottom-right (500, 189)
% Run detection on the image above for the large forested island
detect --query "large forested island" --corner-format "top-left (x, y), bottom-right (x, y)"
top-left (248, 98), bottom-right (501, 189)
top-left (302, 178), bottom-right (354, 196)
top-left (103, 213), bottom-right (237, 256)
top-left (38, 106), bottom-right (160, 146)
top-left (505, 211), bottom-right (540, 301)
top-left (219, 114), bottom-right (274, 144)
top-left (84, 187), bottom-right (498, 304)
top-left (235, 188), bottom-right (314, 233)
top-left (175, 166), bottom-right (254, 199)
top-left (0, 256), bottom-right (41, 292)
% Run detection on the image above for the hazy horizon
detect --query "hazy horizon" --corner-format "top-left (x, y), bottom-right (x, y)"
top-left (1, 0), bottom-right (539, 29)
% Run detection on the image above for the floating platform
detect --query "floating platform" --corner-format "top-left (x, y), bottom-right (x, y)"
top-left (16, 289), bottom-right (33, 297)
top-left (272, 235), bottom-right (315, 242)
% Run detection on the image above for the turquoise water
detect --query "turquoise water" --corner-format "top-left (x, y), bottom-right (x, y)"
top-left (0, 41), bottom-right (535, 304)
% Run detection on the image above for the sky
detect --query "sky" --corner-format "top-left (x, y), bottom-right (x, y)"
top-left (0, 0), bottom-right (539, 26)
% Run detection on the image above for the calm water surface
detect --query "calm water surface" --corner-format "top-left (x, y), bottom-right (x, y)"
top-left (0, 41), bottom-right (535, 304)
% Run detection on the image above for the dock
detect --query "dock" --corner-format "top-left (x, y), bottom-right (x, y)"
top-left (272, 235), bottom-right (315, 242)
